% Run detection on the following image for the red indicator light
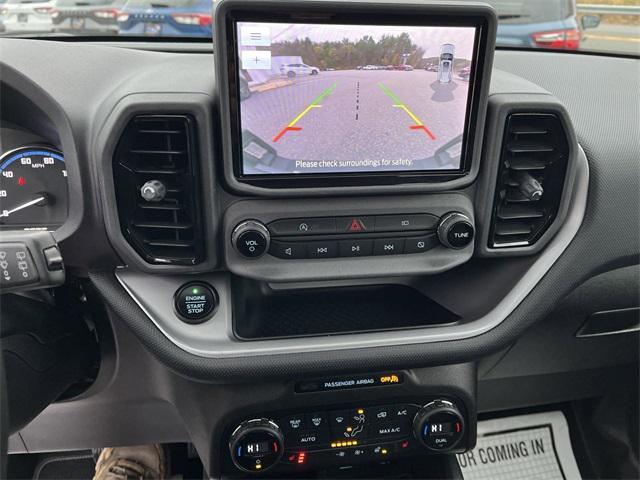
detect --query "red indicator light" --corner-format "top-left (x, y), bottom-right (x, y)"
top-left (401, 440), bottom-right (409, 449)
top-left (455, 422), bottom-right (461, 433)
top-left (297, 452), bottom-right (306, 464)
top-left (18, 177), bottom-right (25, 186)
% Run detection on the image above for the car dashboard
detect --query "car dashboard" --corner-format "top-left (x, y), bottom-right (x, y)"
top-left (0, 3), bottom-right (638, 478)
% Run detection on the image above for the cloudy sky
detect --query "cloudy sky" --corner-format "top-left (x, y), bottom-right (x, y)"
top-left (240, 22), bottom-right (477, 60)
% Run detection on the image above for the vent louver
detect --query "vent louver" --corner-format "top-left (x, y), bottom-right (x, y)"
top-left (489, 113), bottom-right (569, 248)
top-left (113, 115), bottom-right (203, 265)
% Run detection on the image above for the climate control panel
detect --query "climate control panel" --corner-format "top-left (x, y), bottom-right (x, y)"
top-left (226, 399), bottom-right (467, 474)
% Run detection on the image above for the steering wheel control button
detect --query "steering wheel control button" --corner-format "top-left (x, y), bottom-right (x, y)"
top-left (232, 220), bottom-right (270, 258)
top-left (413, 400), bottom-right (465, 452)
top-left (374, 214), bottom-right (439, 232)
top-left (268, 217), bottom-right (336, 236)
top-left (43, 246), bottom-right (64, 271)
top-left (0, 243), bottom-right (39, 287)
top-left (437, 212), bottom-right (475, 249)
top-left (229, 419), bottom-right (284, 473)
top-left (174, 282), bottom-right (217, 324)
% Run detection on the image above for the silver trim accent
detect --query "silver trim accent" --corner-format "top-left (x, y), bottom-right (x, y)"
top-left (116, 146), bottom-right (588, 358)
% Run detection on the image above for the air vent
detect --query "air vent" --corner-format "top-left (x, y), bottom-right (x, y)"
top-left (489, 113), bottom-right (569, 248)
top-left (113, 115), bottom-right (204, 265)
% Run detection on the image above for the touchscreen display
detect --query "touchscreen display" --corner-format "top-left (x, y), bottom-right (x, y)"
top-left (236, 22), bottom-right (478, 176)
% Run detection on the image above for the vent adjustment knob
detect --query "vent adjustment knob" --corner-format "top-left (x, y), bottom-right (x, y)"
top-left (140, 179), bottom-right (166, 202)
top-left (437, 212), bottom-right (474, 249)
top-left (514, 171), bottom-right (544, 201)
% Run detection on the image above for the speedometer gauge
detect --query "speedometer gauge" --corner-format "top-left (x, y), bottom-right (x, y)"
top-left (0, 147), bottom-right (68, 230)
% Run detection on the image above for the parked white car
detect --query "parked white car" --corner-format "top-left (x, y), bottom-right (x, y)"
top-left (279, 63), bottom-right (319, 78)
top-left (0, 0), bottom-right (55, 33)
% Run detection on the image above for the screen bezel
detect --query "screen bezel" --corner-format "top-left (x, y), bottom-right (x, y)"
top-left (217, 0), bottom-right (496, 190)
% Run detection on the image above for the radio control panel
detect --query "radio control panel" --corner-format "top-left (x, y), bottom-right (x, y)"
top-left (232, 212), bottom-right (473, 260)
top-left (225, 399), bottom-right (467, 474)
top-left (223, 195), bottom-right (475, 281)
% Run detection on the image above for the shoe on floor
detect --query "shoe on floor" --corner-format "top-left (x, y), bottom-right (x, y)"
top-left (94, 444), bottom-right (166, 480)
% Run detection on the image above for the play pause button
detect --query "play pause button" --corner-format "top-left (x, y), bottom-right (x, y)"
top-left (339, 239), bottom-right (373, 257)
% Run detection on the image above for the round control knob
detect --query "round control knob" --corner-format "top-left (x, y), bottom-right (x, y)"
top-left (437, 212), bottom-right (474, 249)
top-left (232, 220), bottom-right (270, 259)
top-left (229, 418), bottom-right (284, 473)
top-left (140, 179), bottom-right (166, 202)
top-left (413, 400), bottom-right (465, 452)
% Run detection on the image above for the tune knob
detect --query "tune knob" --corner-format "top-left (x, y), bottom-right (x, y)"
top-left (437, 212), bottom-right (474, 249)
top-left (232, 220), bottom-right (270, 258)
top-left (413, 400), bottom-right (465, 452)
top-left (229, 418), bottom-right (284, 473)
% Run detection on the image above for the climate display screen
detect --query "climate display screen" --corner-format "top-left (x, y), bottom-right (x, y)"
top-left (235, 21), bottom-right (478, 176)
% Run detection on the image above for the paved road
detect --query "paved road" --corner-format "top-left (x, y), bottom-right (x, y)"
top-left (580, 22), bottom-right (639, 55)
top-left (241, 70), bottom-right (469, 174)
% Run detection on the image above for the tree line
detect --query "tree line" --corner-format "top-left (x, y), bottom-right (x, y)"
top-left (271, 33), bottom-right (427, 69)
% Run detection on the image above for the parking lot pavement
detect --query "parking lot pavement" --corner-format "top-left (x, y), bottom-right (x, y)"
top-left (240, 70), bottom-right (469, 173)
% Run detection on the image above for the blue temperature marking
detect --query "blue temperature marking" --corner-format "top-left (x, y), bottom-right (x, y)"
top-left (423, 423), bottom-right (429, 437)
top-left (237, 446), bottom-right (242, 457)
top-left (0, 150), bottom-right (64, 171)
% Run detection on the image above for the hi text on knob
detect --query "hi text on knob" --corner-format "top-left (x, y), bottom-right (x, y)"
top-left (229, 418), bottom-right (284, 473)
top-left (412, 400), bottom-right (465, 452)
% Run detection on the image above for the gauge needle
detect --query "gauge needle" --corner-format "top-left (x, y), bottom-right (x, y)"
top-left (0, 195), bottom-right (46, 218)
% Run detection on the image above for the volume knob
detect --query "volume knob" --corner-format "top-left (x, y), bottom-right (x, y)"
top-left (232, 220), bottom-right (270, 259)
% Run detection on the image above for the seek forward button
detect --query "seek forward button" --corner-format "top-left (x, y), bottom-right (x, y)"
top-left (373, 238), bottom-right (404, 256)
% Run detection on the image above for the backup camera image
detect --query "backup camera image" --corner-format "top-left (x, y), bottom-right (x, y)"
top-left (236, 22), bottom-right (477, 175)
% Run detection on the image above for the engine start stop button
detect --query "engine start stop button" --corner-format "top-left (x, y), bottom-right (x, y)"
top-left (174, 282), bottom-right (218, 324)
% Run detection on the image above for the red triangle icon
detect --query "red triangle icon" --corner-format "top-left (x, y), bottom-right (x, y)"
top-left (349, 218), bottom-right (364, 232)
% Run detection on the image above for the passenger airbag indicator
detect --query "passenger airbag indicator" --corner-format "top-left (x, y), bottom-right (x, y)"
top-left (295, 372), bottom-right (403, 393)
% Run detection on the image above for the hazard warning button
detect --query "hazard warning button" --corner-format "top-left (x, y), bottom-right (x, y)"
top-left (336, 216), bottom-right (374, 233)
